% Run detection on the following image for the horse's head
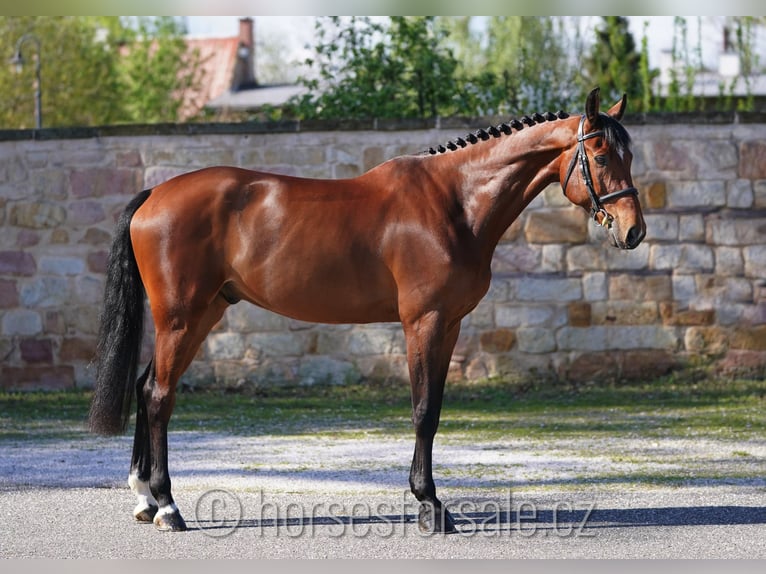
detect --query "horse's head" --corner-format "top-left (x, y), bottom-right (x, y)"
top-left (560, 87), bottom-right (646, 250)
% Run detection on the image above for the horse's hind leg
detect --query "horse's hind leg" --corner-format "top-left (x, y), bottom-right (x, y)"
top-left (129, 360), bottom-right (158, 522)
top-left (144, 297), bottom-right (228, 531)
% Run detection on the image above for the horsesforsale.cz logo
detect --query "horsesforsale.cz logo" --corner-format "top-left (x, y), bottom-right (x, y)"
top-left (193, 488), bottom-right (597, 539)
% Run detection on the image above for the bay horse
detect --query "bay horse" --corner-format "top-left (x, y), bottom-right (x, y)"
top-left (89, 87), bottom-right (645, 533)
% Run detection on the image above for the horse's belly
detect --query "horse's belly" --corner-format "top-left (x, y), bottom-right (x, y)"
top-left (234, 257), bottom-right (401, 325)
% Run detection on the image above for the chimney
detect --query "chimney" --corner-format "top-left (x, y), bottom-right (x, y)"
top-left (233, 17), bottom-right (256, 90)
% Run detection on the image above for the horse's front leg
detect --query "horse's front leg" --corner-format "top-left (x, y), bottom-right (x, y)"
top-left (403, 311), bottom-right (461, 533)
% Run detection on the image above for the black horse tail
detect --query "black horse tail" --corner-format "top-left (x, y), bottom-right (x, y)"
top-left (88, 189), bottom-right (152, 436)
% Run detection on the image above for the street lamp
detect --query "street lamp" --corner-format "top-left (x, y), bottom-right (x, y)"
top-left (10, 34), bottom-right (42, 130)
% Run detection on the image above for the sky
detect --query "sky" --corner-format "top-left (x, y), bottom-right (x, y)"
top-left (183, 15), bottom-right (737, 72)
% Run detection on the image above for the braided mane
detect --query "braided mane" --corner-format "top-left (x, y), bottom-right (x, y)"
top-left (424, 110), bottom-right (570, 155)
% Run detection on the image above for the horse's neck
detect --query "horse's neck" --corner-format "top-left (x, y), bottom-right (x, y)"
top-left (454, 131), bottom-right (566, 257)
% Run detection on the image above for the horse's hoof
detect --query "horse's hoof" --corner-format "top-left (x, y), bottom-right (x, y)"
top-left (134, 504), bottom-right (158, 523)
top-left (153, 506), bottom-right (187, 532)
top-left (418, 504), bottom-right (457, 534)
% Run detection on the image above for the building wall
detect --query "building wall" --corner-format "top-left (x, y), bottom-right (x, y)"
top-left (1, 117), bottom-right (765, 390)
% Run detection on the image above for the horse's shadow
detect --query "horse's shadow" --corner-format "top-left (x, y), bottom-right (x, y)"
top-left (191, 504), bottom-right (766, 535)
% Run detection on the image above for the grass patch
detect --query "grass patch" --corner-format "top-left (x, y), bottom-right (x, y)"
top-left (0, 372), bottom-right (764, 442)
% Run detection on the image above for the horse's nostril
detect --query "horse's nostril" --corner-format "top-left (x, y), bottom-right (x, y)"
top-left (626, 225), bottom-right (645, 249)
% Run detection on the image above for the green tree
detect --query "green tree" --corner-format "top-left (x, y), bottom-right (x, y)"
top-left (583, 17), bottom-right (644, 109)
top-left (0, 16), bottom-right (202, 128)
top-left (289, 16), bottom-right (464, 120)
top-left (445, 16), bottom-right (586, 114)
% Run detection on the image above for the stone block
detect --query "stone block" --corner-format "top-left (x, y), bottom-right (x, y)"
top-left (566, 245), bottom-right (606, 272)
top-left (666, 181), bottom-right (726, 208)
top-left (641, 181), bottom-right (666, 209)
top-left (297, 356), bottom-right (361, 386)
top-left (491, 244), bottom-right (540, 274)
top-left (563, 351), bottom-right (619, 382)
top-left (0, 366), bottom-right (75, 390)
top-left (540, 245), bottom-right (565, 272)
top-left (727, 179), bottom-right (754, 209)
top-left (144, 167), bottom-right (186, 189)
top-left (672, 275), bottom-right (697, 302)
top-left (754, 180), bottom-right (766, 209)
top-left (16, 230), bottom-right (40, 247)
top-left (591, 301), bottom-right (658, 325)
top-left (516, 277), bottom-right (582, 302)
top-left (30, 169), bottom-right (67, 200)
top-left (60, 337), bottom-right (97, 361)
top-left (651, 140), bottom-right (694, 173)
top-left (347, 327), bottom-right (406, 356)
top-left (80, 228), bottom-right (112, 245)
top-left (729, 326), bottom-right (766, 351)
top-left (706, 216), bottom-right (766, 246)
top-left (1, 310), bottom-right (42, 336)
top-left (51, 229), bottom-right (69, 244)
top-left (0, 251), bottom-right (36, 276)
top-left (556, 327), bottom-right (607, 351)
top-left (739, 140), bottom-right (766, 178)
top-left (363, 147), bottom-right (385, 172)
top-left (20, 277), bottom-right (70, 307)
top-left (604, 325), bottom-right (678, 350)
top-left (225, 304), bottom-right (289, 332)
top-left (605, 244), bottom-right (650, 271)
top-left (86, 251), bottom-right (109, 273)
top-left (582, 272), bottom-right (607, 302)
top-left (495, 304), bottom-right (558, 328)
top-left (9, 202), bottom-right (67, 229)
top-left (67, 200), bottom-right (106, 226)
top-left (523, 208), bottom-right (588, 244)
top-left (205, 333), bottom-right (246, 360)
top-left (541, 183), bottom-right (569, 208)
top-left (744, 246), bottom-right (766, 278)
top-left (20, 338), bottom-right (53, 364)
top-left (715, 246), bottom-right (744, 276)
top-left (479, 329), bottom-right (516, 353)
top-left (38, 256), bottom-right (85, 276)
top-left (651, 244), bottom-right (714, 273)
top-left (567, 302), bottom-right (591, 326)
top-left (116, 150), bottom-right (143, 168)
top-left (684, 326), bottom-right (729, 355)
top-left (69, 168), bottom-right (142, 199)
top-left (334, 163), bottom-right (361, 178)
top-left (620, 350), bottom-right (678, 379)
top-left (608, 274), bottom-right (672, 301)
top-left (659, 303), bottom-right (715, 326)
top-left (516, 328), bottom-right (555, 353)
top-left (644, 214), bottom-right (678, 241)
top-left (715, 350), bottom-right (766, 378)
top-left (246, 332), bottom-right (312, 358)
top-left (264, 146), bottom-right (326, 166)
top-left (499, 217), bottom-right (524, 243)
top-left (74, 276), bottom-right (104, 304)
top-left (678, 214), bottom-right (705, 242)
top-left (0, 279), bottom-right (18, 308)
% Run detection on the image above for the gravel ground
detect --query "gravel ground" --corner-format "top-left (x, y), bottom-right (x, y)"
top-left (1, 431), bottom-right (765, 558)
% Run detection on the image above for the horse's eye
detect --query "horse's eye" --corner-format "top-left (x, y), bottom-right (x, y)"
top-left (594, 155), bottom-right (607, 167)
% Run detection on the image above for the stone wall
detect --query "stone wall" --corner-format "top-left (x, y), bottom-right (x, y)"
top-left (1, 115), bottom-right (765, 390)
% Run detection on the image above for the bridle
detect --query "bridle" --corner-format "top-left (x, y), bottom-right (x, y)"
top-left (562, 114), bottom-right (638, 227)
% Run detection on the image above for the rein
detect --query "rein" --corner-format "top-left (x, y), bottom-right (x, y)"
top-left (562, 115), bottom-right (638, 227)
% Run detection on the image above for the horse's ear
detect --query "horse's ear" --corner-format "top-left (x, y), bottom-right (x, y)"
top-left (607, 93), bottom-right (628, 121)
top-left (585, 87), bottom-right (600, 124)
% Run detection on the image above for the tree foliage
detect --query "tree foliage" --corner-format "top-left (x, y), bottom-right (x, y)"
top-left (0, 16), bottom-right (202, 128)
top-left (288, 17), bottom-right (464, 120)
top-left (290, 16), bottom-right (591, 120)
top-left (582, 17), bottom-right (644, 110)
